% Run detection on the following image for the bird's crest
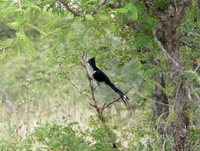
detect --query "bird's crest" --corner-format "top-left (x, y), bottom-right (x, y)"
top-left (88, 57), bottom-right (96, 65)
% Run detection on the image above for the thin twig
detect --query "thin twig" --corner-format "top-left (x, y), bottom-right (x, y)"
top-left (136, 93), bottom-right (174, 108)
top-left (60, 64), bottom-right (91, 103)
top-left (174, 0), bottom-right (178, 12)
top-left (180, 41), bottom-right (200, 52)
top-left (194, 64), bottom-right (200, 72)
top-left (102, 81), bottom-right (137, 110)
top-left (53, 51), bottom-right (92, 105)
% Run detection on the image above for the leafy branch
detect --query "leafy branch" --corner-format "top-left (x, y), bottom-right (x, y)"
top-left (58, 0), bottom-right (146, 34)
top-left (59, 0), bottom-right (81, 17)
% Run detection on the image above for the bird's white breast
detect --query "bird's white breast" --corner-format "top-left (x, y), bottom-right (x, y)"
top-left (86, 63), bottom-right (95, 79)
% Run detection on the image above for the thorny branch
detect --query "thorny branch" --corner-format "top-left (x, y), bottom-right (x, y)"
top-left (59, 0), bottom-right (146, 34)
top-left (59, 0), bottom-right (121, 17)
top-left (53, 51), bottom-right (92, 106)
top-left (57, 59), bottom-right (92, 105)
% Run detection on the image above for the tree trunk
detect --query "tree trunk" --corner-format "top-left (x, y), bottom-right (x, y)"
top-left (141, 1), bottom-right (190, 150)
top-left (160, 20), bottom-right (190, 151)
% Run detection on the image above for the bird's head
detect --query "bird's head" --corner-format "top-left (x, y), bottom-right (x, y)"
top-left (87, 57), bottom-right (96, 66)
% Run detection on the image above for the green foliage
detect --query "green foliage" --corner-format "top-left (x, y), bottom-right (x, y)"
top-left (184, 126), bottom-right (200, 151)
top-left (33, 123), bottom-right (90, 150)
top-left (0, 0), bottom-right (200, 151)
top-left (13, 119), bottom-right (121, 151)
top-left (153, 0), bottom-right (172, 9)
top-left (88, 117), bottom-right (119, 151)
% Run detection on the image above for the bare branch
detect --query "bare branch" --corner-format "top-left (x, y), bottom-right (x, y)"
top-left (99, 0), bottom-right (106, 5)
top-left (53, 50), bottom-right (93, 105)
top-left (60, 0), bottom-right (121, 17)
top-left (194, 64), bottom-right (200, 72)
top-left (142, 0), bottom-right (167, 20)
top-left (174, 0), bottom-right (178, 12)
top-left (57, 61), bottom-right (92, 105)
top-left (185, 32), bottom-right (200, 38)
top-left (59, 0), bottom-right (81, 16)
top-left (126, 20), bottom-right (148, 35)
top-left (180, 41), bottom-right (200, 52)
top-left (179, 26), bottom-right (197, 38)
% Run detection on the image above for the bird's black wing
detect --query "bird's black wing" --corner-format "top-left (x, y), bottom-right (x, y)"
top-left (93, 70), bottom-right (111, 84)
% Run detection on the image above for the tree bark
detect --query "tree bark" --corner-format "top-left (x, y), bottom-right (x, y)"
top-left (160, 19), bottom-right (190, 151)
top-left (152, 63), bottom-right (170, 136)
top-left (150, 1), bottom-right (190, 150)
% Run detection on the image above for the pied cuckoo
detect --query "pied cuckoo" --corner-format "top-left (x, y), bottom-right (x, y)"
top-left (86, 57), bottom-right (129, 108)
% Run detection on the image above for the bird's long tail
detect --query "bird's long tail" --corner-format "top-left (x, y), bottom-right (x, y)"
top-left (106, 82), bottom-right (129, 109)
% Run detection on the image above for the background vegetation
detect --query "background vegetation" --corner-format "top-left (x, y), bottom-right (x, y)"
top-left (0, 0), bottom-right (199, 150)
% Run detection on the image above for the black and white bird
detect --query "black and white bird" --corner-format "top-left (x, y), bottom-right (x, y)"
top-left (86, 57), bottom-right (129, 109)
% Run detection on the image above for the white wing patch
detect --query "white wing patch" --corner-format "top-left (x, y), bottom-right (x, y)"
top-left (123, 95), bottom-right (128, 101)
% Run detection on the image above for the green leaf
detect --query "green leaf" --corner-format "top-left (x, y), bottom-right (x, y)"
top-left (116, 8), bottom-right (129, 14)
top-left (8, 21), bottom-right (24, 30)
top-left (125, 3), bottom-right (138, 21)
top-left (86, 0), bottom-right (98, 4)
top-left (130, 5), bottom-right (138, 21)
top-left (0, 39), bottom-right (15, 50)
top-left (98, 13), bottom-right (110, 22)
top-left (85, 14), bottom-right (94, 21)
